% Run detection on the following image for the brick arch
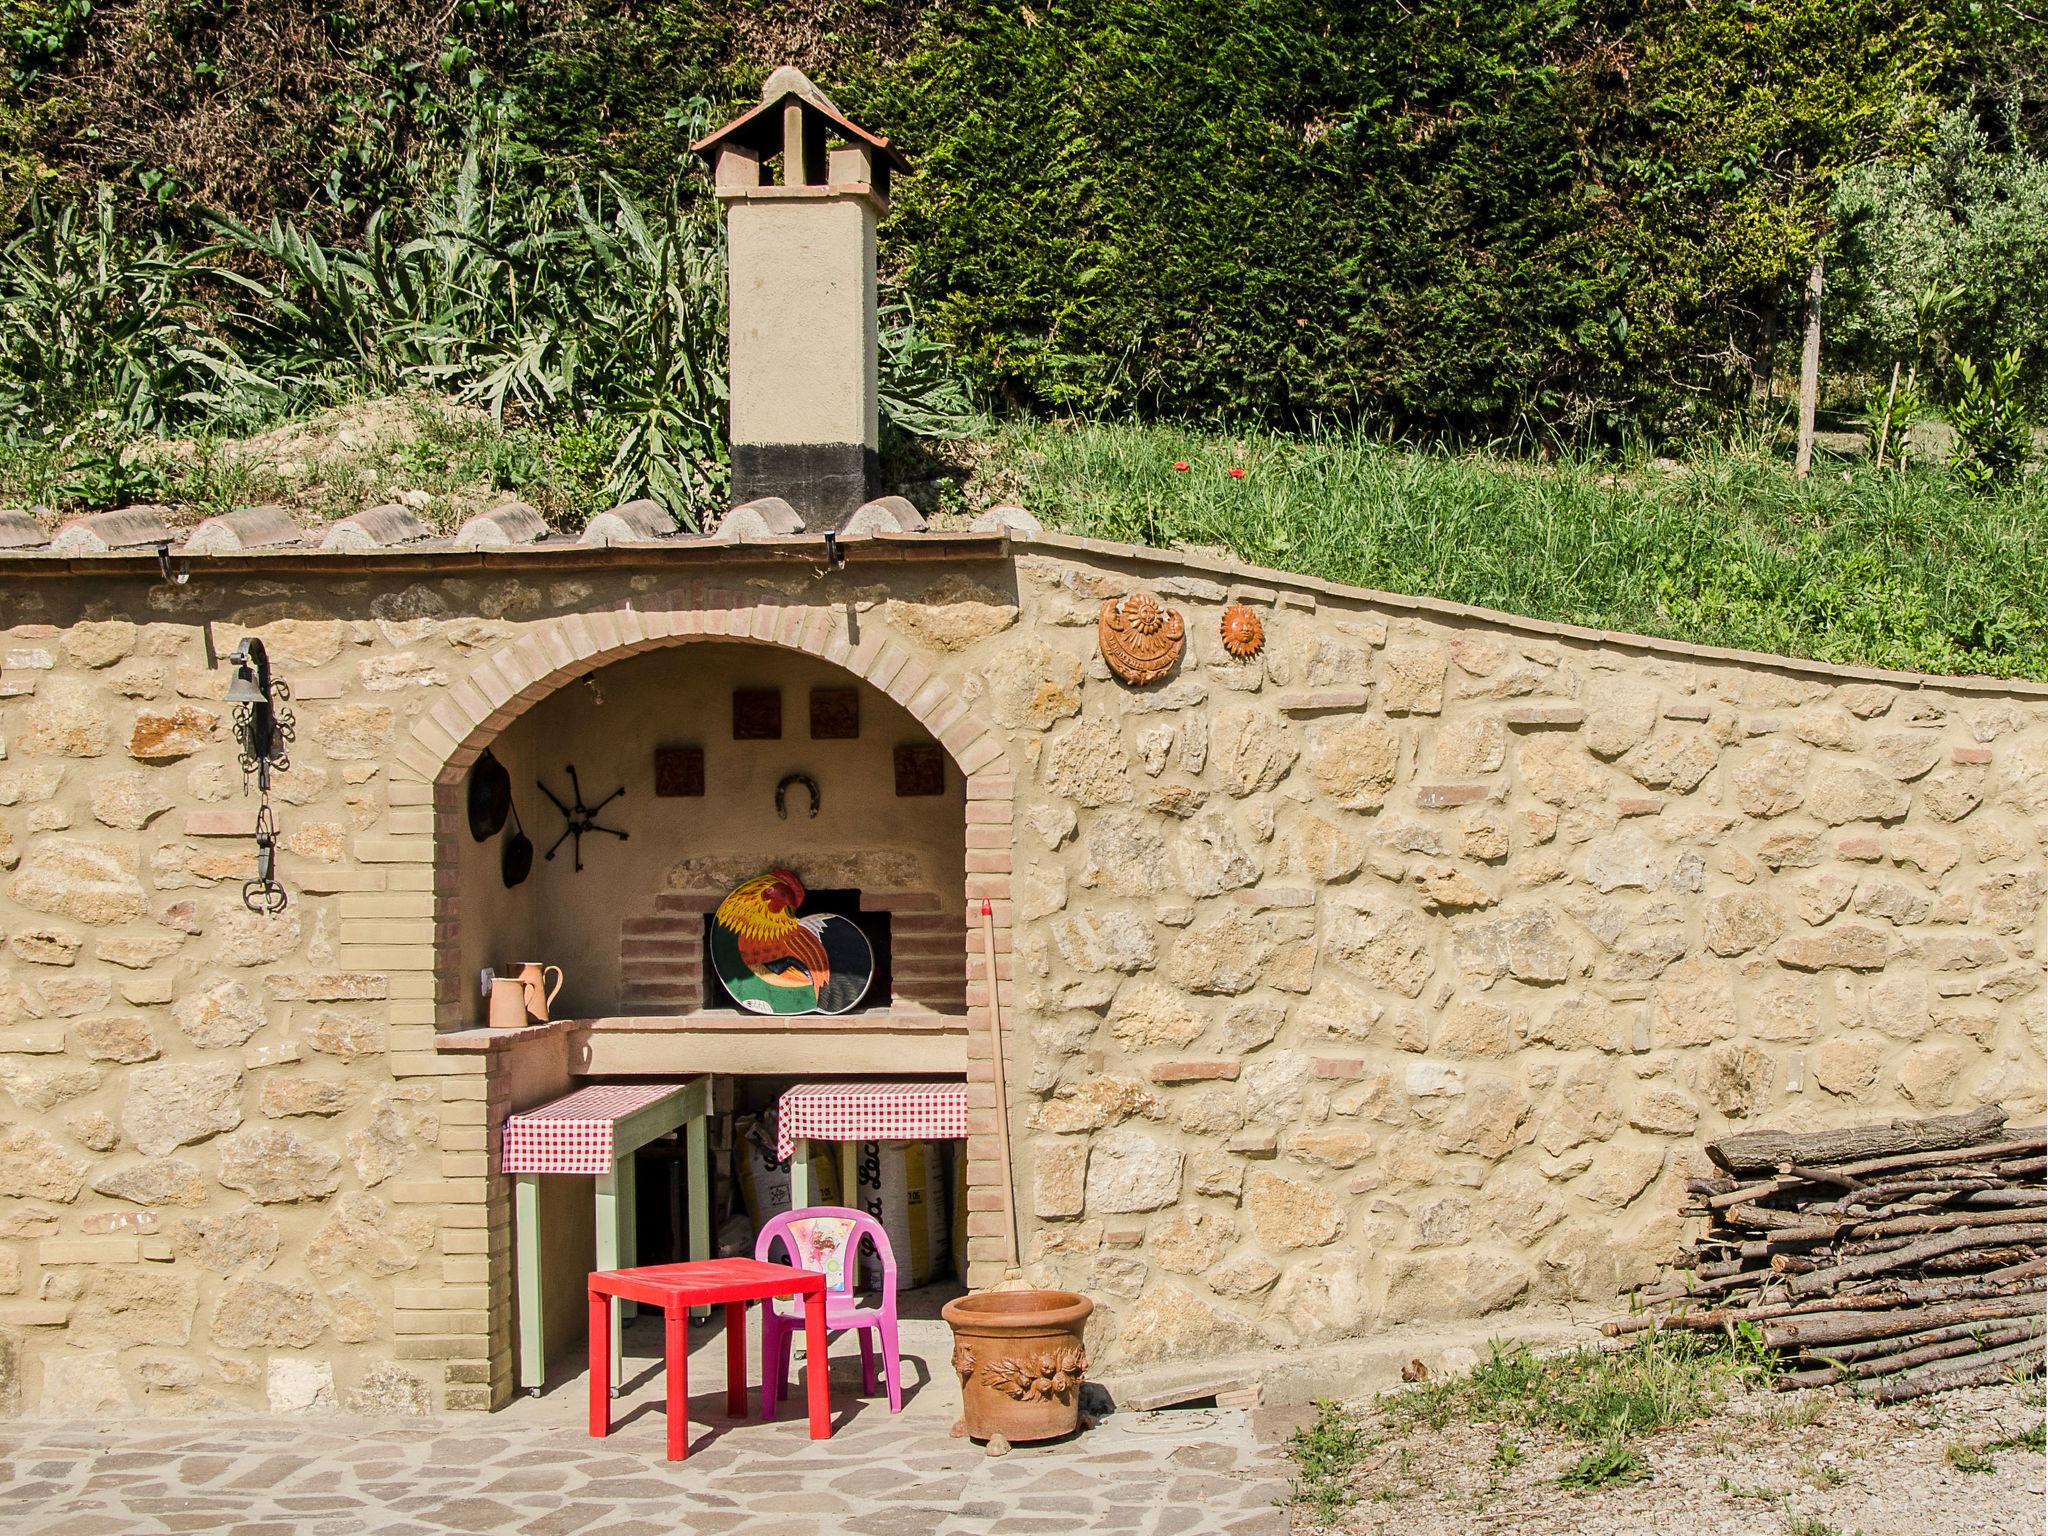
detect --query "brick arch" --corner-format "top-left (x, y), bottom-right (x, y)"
top-left (374, 582), bottom-right (1018, 1391)
top-left (393, 582), bottom-right (1012, 790)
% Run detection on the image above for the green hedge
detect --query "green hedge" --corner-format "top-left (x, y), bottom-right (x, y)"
top-left (847, 2), bottom-right (1614, 427)
top-left (3, 0), bottom-right (2044, 435)
top-left (840, 0), bottom-right (1999, 434)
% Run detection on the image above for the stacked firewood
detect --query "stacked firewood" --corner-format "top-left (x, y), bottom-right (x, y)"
top-left (1605, 1105), bottom-right (2045, 1400)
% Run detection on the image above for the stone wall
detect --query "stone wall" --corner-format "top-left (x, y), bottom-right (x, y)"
top-left (0, 535), bottom-right (2041, 1415)
top-left (993, 547), bottom-right (2047, 1370)
top-left (0, 556), bottom-right (1019, 1418)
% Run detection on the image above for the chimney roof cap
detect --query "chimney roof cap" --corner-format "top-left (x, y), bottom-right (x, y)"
top-left (691, 65), bottom-right (909, 173)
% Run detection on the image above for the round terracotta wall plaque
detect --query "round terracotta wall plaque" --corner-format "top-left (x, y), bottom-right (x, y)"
top-left (1098, 592), bottom-right (1186, 685)
top-left (1219, 602), bottom-right (1264, 660)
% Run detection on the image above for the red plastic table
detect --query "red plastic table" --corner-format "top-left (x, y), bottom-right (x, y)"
top-left (587, 1258), bottom-right (830, 1460)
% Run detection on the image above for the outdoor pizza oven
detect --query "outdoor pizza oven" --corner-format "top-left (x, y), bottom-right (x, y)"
top-left (700, 888), bottom-right (895, 1016)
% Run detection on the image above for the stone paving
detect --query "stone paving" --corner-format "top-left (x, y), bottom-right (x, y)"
top-left (0, 1312), bottom-right (1294, 1536)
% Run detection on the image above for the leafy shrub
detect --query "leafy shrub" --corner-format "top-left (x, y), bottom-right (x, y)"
top-left (1832, 99), bottom-right (2048, 408)
top-left (1949, 351), bottom-right (2033, 491)
top-left (843, 0), bottom-right (1967, 437)
top-left (0, 192), bottom-right (228, 438)
top-left (0, 150), bottom-right (984, 525)
top-left (206, 158), bottom-right (733, 521)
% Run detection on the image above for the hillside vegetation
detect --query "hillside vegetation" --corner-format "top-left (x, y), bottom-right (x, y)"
top-left (4, 0), bottom-right (2044, 431)
top-left (1003, 422), bottom-right (2048, 681)
top-left (0, 0), bottom-right (2043, 679)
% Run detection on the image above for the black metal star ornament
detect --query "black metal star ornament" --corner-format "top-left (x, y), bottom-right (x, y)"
top-left (536, 764), bottom-right (628, 872)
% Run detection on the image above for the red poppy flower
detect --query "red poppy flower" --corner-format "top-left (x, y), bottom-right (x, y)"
top-left (1172, 461), bottom-right (1190, 472)
top-left (1227, 467), bottom-right (1247, 479)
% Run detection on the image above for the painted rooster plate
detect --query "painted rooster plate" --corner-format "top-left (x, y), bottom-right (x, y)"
top-left (710, 868), bottom-right (874, 1015)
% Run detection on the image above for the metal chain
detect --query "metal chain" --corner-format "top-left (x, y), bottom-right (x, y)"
top-left (237, 681), bottom-right (294, 914)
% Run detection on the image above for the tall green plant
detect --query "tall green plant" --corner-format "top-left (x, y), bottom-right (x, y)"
top-left (0, 192), bottom-right (227, 438)
top-left (202, 160), bottom-right (982, 523)
top-left (204, 158), bottom-right (733, 521)
top-left (1949, 352), bottom-right (2032, 491)
top-left (0, 148), bottom-right (986, 525)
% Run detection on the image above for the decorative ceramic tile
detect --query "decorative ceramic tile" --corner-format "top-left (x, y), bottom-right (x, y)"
top-left (653, 744), bottom-right (704, 797)
top-left (810, 687), bottom-right (860, 740)
top-left (894, 741), bottom-right (945, 797)
top-left (732, 688), bottom-right (782, 740)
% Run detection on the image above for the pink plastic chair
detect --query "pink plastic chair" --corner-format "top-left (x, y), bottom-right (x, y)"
top-left (755, 1206), bottom-right (903, 1418)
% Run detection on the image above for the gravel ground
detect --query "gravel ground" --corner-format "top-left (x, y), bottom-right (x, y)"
top-left (1305, 1381), bottom-right (2045, 1536)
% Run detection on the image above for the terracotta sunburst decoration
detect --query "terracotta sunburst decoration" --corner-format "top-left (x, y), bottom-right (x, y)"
top-left (1219, 602), bottom-right (1264, 660)
top-left (1098, 592), bottom-right (1186, 685)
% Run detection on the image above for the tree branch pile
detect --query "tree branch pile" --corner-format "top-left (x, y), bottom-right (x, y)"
top-left (1604, 1106), bottom-right (2045, 1399)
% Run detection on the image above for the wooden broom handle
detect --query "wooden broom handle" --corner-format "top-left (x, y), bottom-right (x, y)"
top-left (981, 898), bottom-right (1021, 1269)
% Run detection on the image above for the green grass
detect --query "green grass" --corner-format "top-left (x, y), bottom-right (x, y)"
top-left (1287, 1397), bottom-right (1370, 1521)
top-left (999, 420), bottom-right (2048, 681)
top-left (1383, 1330), bottom-right (1775, 1446)
top-left (1559, 1437), bottom-right (1647, 1490)
top-left (1946, 1421), bottom-right (2046, 1472)
top-left (1276, 1330), bottom-right (1780, 1499)
top-left (1719, 1476), bottom-right (1784, 1502)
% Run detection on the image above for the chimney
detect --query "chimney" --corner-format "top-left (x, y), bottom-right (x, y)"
top-left (693, 67), bottom-right (909, 531)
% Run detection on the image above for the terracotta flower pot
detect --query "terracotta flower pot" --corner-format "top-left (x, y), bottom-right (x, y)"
top-left (942, 1288), bottom-right (1093, 1443)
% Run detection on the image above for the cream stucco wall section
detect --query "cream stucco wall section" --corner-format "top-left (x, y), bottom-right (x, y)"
top-left (0, 537), bottom-right (2041, 1417)
top-left (725, 194), bottom-right (880, 451)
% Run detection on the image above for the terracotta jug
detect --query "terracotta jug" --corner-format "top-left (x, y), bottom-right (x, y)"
top-left (487, 976), bottom-right (531, 1030)
top-left (519, 962), bottom-right (564, 1022)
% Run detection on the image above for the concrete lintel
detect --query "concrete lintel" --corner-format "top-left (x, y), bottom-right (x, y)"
top-left (571, 1018), bottom-right (968, 1077)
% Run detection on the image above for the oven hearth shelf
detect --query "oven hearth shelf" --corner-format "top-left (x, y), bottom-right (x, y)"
top-left (434, 1002), bottom-right (971, 1076)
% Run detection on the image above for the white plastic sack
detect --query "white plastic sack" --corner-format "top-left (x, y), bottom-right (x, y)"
top-left (852, 1138), bottom-right (949, 1289)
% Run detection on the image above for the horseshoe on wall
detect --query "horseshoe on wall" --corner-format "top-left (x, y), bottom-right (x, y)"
top-left (776, 772), bottom-right (820, 820)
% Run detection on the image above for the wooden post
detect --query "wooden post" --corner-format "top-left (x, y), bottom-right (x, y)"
top-left (515, 1173), bottom-right (544, 1395)
top-left (1898, 365), bottom-right (1917, 471)
top-left (687, 1109), bottom-right (711, 1321)
top-left (791, 1138), bottom-right (812, 1208)
top-left (594, 1166), bottom-right (626, 1387)
top-left (1874, 361), bottom-right (1901, 469)
top-left (839, 1140), bottom-right (859, 1215)
top-left (1794, 253), bottom-right (1825, 479)
top-left (838, 1138), bottom-right (861, 1289)
top-left (981, 899), bottom-right (1021, 1269)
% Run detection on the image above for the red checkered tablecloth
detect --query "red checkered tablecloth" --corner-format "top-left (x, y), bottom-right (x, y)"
top-left (776, 1080), bottom-right (969, 1159)
top-left (501, 1082), bottom-right (691, 1175)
